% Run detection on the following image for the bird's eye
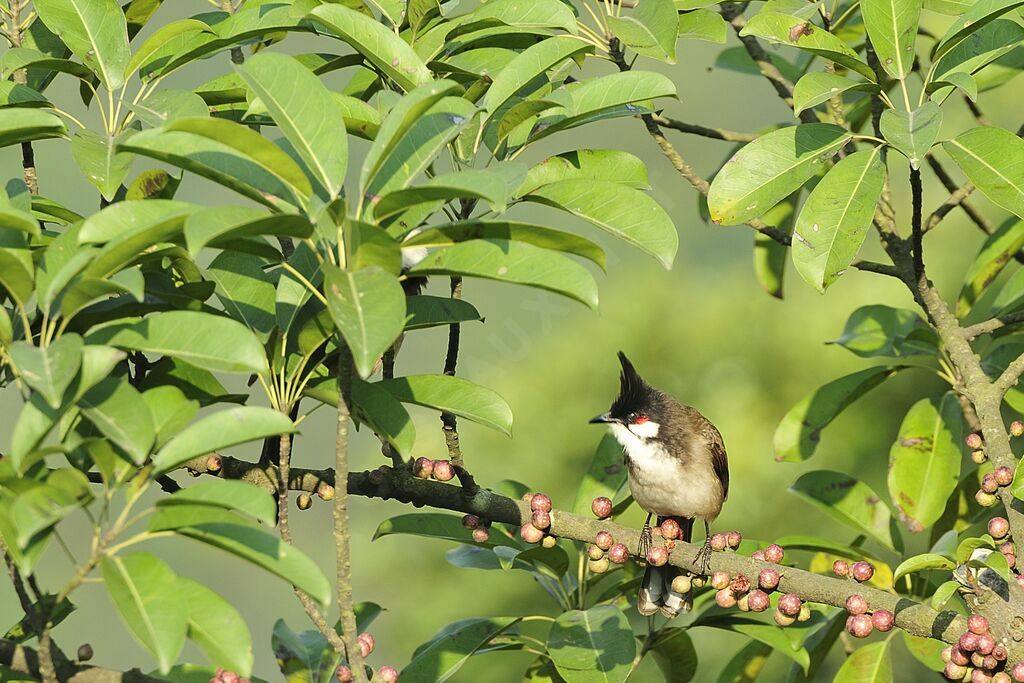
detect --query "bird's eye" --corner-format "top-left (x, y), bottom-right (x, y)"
top-left (627, 412), bottom-right (637, 422)
top-left (634, 414), bottom-right (649, 425)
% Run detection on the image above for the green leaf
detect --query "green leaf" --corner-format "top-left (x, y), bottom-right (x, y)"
top-left (933, 19), bottom-right (1024, 81)
top-left (125, 18), bottom-right (211, 79)
top-left (791, 147), bottom-right (887, 292)
top-left (518, 150), bottom-right (649, 196)
top-left (677, 9), bottom-right (728, 43)
top-left (206, 251), bottom-right (277, 342)
top-left (548, 606), bottom-right (635, 683)
top-left (239, 52), bottom-right (347, 200)
top-left (131, 89), bottom-right (209, 127)
top-left (933, 0), bottom-right (1024, 61)
top-left (695, 614), bottom-right (810, 670)
top-left (153, 407), bottom-right (296, 473)
top-left (411, 238), bottom-right (599, 309)
top-left (0, 108), bottom-right (66, 147)
top-left (271, 619), bottom-right (339, 683)
top-left (173, 522), bottom-right (331, 605)
top-left (892, 553), bottom-right (956, 583)
top-left (377, 374), bottom-right (513, 435)
top-left (790, 470), bottom-right (899, 550)
top-left (708, 124), bottom-right (851, 226)
top-left (484, 35), bottom-right (592, 115)
top-left (714, 640), bottom-right (772, 683)
top-left (101, 553), bottom-right (187, 674)
top-left (0, 46), bottom-right (97, 83)
top-left (403, 617), bottom-right (521, 683)
top-left (945, 127), bottom-right (1024, 222)
top-left (774, 366), bottom-right (901, 462)
top-left (833, 641), bottom-right (892, 683)
top-left (931, 71), bottom-right (979, 102)
top-left (888, 393), bottom-right (963, 532)
top-left (373, 513), bottom-right (518, 548)
top-left (649, 627), bottom-right (699, 683)
top-left (754, 199), bottom-right (796, 299)
top-left (7, 470), bottom-right (92, 548)
top-left (464, 0), bottom-right (576, 33)
top-left (957, 218), bottom-right (1024, 317)
top-left (86, 311), bottom-right (268, 375)
top-left (739, 12), bottom-right (875, 80)
top-left (572, 434), bottom-right (628, 517)
top-left (78, 199), bottom-right (195, 279)
top-left (404, 296), bottom-right (483, 330)
top-left (374, 169), bottom-right (509, 222)
top-left (880, 103), bottom-right (941, 169)
top-left (9, 334), bottom-right (82, 409)
top-left (3, 595), bottom-right (75, 644)
top-left (323, 264), bottom-right (405, 379)
top-left (309, 4), bottom-right (432, 92)
top-left (70, 129), bottom-right (135, 200)
top-left (142, 385), bottom-right (198, 448)
top-left (158, 480), bottom-right (276, 526)
top-left (607, 0), bottom-right (679, 63)
top-left (829, 305), bottom-right (937, 357)
top-left (793, 73), bottom-right (877, 116)
top-left (33, 0), bottom-right (130, 90)
top-left (351, 378), bottom-right (416, 457)
top-left (902, 633), bottom-right (947, 672)
top-left (522, 179), bottom-right (677, 268)
top-left (184, 205), bottom-right (310, 257)
top-left (79, 377), bottom-right (155, 464)
top-left (177, 578), bottom-right (253, 677)
top-left (862, 0), bottom-right (922, 80)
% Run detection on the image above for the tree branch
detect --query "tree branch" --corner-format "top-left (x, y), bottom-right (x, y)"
top-left (963, 311), bottom-right (1024, 341)
top-left (649, 115), bottom-right (758, 143)
top-left (0, 637), bottom-right (161, 682)
top-left (440, 275), bottom-right (476, 490)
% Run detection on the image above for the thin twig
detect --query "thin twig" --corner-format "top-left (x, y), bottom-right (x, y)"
top-left (650, 115), bottom-right (758, 142)
top-left (963, 311), bottom-right (1024, 340)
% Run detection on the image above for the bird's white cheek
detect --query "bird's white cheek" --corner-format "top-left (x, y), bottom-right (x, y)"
top-left (609, 423), bottom-right (638, 448)
top-left (629, 421), bottom-right (660, 439)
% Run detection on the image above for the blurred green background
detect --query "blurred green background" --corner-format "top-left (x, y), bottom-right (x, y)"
top-left (2, 3), bottom-right (1023, 680)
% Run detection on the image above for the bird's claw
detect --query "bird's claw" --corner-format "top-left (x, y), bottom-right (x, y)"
top-left (694, 537), bottom-right (713, 575)
top-left (638, 522), bottom-right (653, 558)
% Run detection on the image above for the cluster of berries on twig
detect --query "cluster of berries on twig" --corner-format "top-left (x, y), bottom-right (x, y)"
top-left (412, 457), bottom-right (455, 482)
top-left (941, 615), bottom-right (1018, 682)
top-left (518, 493), bottom-right (558, 548)
top-left (966, 432), bottom-right (1017, 508)
top-left (332, 633), bottom-right (398, 682)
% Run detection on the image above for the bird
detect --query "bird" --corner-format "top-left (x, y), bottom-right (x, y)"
top-left (589, 351), bottom-right (729, 618)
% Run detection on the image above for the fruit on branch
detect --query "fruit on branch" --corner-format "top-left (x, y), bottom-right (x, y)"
top-left (764, 544), bottom-right (785, 564)
top-left (872, 609), bottom-right (894, 632)
top-left (531, 510), bottom-right (551, 530)
top-left (996, 466), bottom-right (1014, 487)
top-left (77, 644), bottom-right (93, 662)
top-left (729, 573), bottom-right (751, 595)
top-left (727, 531), bottom-right (742, 549)
top-left (647, 546), bottom-right (669, 567)
top-left (711, 571), bottom-right (731, 590)
top-left (206, 454), bottom-right (222, 473)
top-left (967, 433), bottom-right (984, 450)
top-left (462, 514), bottom-right (481, 529)
top-left (751, 550), bottom-right (765, 561)
top-left (798, 604), bottom-right (812, 622)
top-left (833, 560), bottom-right (849, 577)
top-left (595, 530), bottom-right (614, 550)
top-left (773, 609), bottom-right (796, 626)
top-left (977, 490), bottom-right (999, 507)
top-left (978, 635), bottom-right (996, 655)
top-left (377, 666), bottom-right (399, 683)
top-left (358, 632), bottom-right (375, 657)
top-left (671, 575), bottom-right (692, 593)
top-left (973, 450), bottom-right (989, 465)
top-left (851, 561), bottom-right (874, 582)
top-left (317, 482), bottom-right (336, 500)
top-left (520, 524), bottom-right (544, 544)
top-left (758, 568), bottom-right (780, 590)
top-left (212, 669), bottom-right (250, 683)
top-left (432, 460), bottom-right (454, 481)
top-left (336, 666), bottom-right (353, 682)
top-left (1012, 421), bottom-right (1024, 438)
top-left (845, 594), bottom-right (868, 615)
top-left (531, 493), bottom-right (553, 513)
top-left (609, 543), bottom-right (629, 564)
top-left (590, 496), bottom-right (612, 519)
top-left (778, 593), bottom-right (801, 617)
top-left (1013, 662), bottom-right (1024, 682)
top-left (413, 457), bottom-right (434, 479)
top-left (587, 544), bottom-right (605, 561)
top-left (588, 557), bottom-right (610, 574)
top-left (982, 474), bottom-right (1000, 494)
top-left (710, 533), bottom-right (728, 551)
top-left (961, 632), bottom-right (979, 652)
top-left (944, 662), bottom-right (968, 681)
top-left (471, 527), bottom-right (490, 543)
top-left (737, 594), bottom-right (750, 612)
top-left (747, 589), bottom-right (770, 612)
top-left (989, 518), bottom-right (1010, 540)
top-left (660, 518), bottom-right (681, 540)
top-left (847, 614), bottom-right (873, 638)
top-left (368, 467), bottom-right (386, 486)
top-left (297, 493), bottom-right (312, 510)
top-left (715, 589), bottom-right (737, 608)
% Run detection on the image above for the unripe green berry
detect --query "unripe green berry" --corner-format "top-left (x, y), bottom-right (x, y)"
top-left (297, 493), bottom-right (312, 510)
top-left (671, 575), bottom-right (692, 594)
top-left (976, 490), bottom-right (999, 507)
top-left (587, 544), bottom-right (605, 561)
top-left (1012, 420), bottom-right (1024, 437)
top-left (588, 557), bottom-right (610, 574)
top-left (542, 535), bottom-right (558, 549)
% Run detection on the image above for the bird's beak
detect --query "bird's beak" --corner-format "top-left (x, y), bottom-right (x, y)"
top-left (589, 411), bottom-right (615, 424)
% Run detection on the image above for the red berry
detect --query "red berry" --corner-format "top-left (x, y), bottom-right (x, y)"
top-left (752, 550), bottom-right (765, 561)
top-left (461, 514), bottom-right (480, 529)
top-left (587, 544), bottom-right (605, 561)
top-left (432, 460), bottom-right (454, 481)
top-left (727, 531), bottom-right (742, 549)
top-left (608, 543), bottom-right (629, 564)
top-left (982, 474), bottom-right (999, 494)
top-left (764, 544), bottom-right (785, 564)
top-left (833, 560), bottom-right (849, 577)
top-left (851, 561), bottom-right (874, 582)
top-left (531, 493), bottom-right (552, 513)
top-left (994, 672), bottom-right (1013, 683)
top-left (989, 517), bottom-right (1010, 540)
top-left (960, 632), bottom-right (979, 652)
top-left (647, 546), bottom-right (669, 567)
top-left (520, 524), bottom-right (544, 544)
top-left (969, 614), bottom-right (990, 635)
top-left (747, 589), bottom-right (770, 612)
top-left (1013, 662), bottom-right (1024, 682)
top-left (711, 571), bottom-right (731, 590)
top-left (590, 496), bottom-right (611, 518)
top-left (1012, 420), bottom-right (1024, 437)
top-left (413, 457), bottom-right (434, 479)
top-left (711, 533), bottom-right (728, 551)
top-left (778, 593), bottom-right (802, 617)
top-left (715, 588), bottom-right (736, 608)
top-left (531, 510), bottom-right (551, 530)
top-left (758, 568), bottom-right (780, 591)
top-left (377, 666), bottom-right (399, 683)
top-left (336, 665), bottom-right (353, 682)
top-left (1001, 542), bottom-right (1015, 555)
top-left (967, 433), bottom-right (983, 449)
top-left (847, 614), bottom-right (873, 638)
top-left (872, 609), bottom-right (894, 632)
top-left (996, 466), bottom-right (1014, 487)
top-left (471, 527), bottom-right (489, 543)
top-left (845, 594), bottom-right (868, 615)
top-left (729, 573), bottom-right (751, 595)
top-left (950, 647), bottom-right (970, 666)
top-left (977, 634), bottom-right (995, 655)
top-left (993, 645), bottom-right (1007, 661)
top-left (660, 519), bottom-right (681, 540)
top-left (973, 670), bottom-right (994, 683)
top-left (983, 655), bottom-right (999, 671)
top-left (1007, 553), bottom-right (1018, 569)
top-left (358, 632), bottom-right (375, 657)
top-left (595, 530), bottom-right (614, 550)
top-left (944, 662), bottom-right (968, 680)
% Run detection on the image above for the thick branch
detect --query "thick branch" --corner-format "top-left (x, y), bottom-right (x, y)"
top-left (0, 637), bottom-right (160, 682)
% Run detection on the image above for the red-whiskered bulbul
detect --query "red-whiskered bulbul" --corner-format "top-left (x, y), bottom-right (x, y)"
top-left (590, 352), bottom-right (730, 618)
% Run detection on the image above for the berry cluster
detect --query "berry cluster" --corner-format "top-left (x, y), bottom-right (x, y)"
top-left (987, 517), bottom-right (1020, 578)
top-left (843, 594), bottom-right (894, 638)
top-left (209, 669), bottom-right (251, 683)
top-left (587, 529), bottom-right (627, 574)
top-left (412, 457), bottom-right (455, 482)
top-left (332, 634), bottom-right (398, 682)
top-left (832, 559), bottom-right (875, 583)
top-left (519, 493), bottom-right (558, 548)
top-left (941, 615), bottom-right (1017, 682)
top-left (751, 543), bottom-right (784, 564)
top-left (462, 514), bottom-right (491, 543)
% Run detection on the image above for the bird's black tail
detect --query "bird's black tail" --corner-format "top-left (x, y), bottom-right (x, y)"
top-left (638, 517), bottom-right (693, 618)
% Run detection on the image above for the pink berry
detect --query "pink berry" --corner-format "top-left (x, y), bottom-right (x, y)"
top-left (994, 672), bottom-right (1013, 683)
top-left (1001, 542), bottom-right (1015, 555)
top-left (983, 655), bottom-right (999, 671)
top-left (660, 519), bottom-right (681, 540)
top-left (847, 614), bottom-right (873, 638)
top-left (973, 670), bottom-right (993, 683)
top-left (969, 614), bottom-right (990, 635)
top-left (336, 666), bottom-right (353, 682)
top-left (851, 561), bottom-right (874, 582)
top-left (758, 568), bottom-right (780, 591)
top-left (471, 527), bottom-right (489, 543)
top-left (967, 433), bottom-right (983, 449)
top-left (377, 666), bottom-right (399, 683)
top-left (833, 560), bottom-right (849, 577)
top-left (942, 646), bottom-right (953, 663)
top-left (944, 662), bottom-right (968, 680)
top-left (432, 460), bottom-right (454, 481)
top-left (358, 632), bottom-right (375, 657)
top-left (996, 466), bottom-right (1014, 487)
top-left (951, 647), bottom-right (970, 666)
top-left (413, 457), bottom-right (434, 479)
top-left (960, 632), bottom-right (979, 652)
top-left (845, 594), bottom-right (868, 615)
top-left (608, 543), bottom-right (629, 564)
top-left (1013, 662), bottom-right (1024, 682)
top-left (747, 589), bottom-right (770, 612)
top-left (711, 533), bottom-right (728, 551)
top-left (647, 546), bottom-right (669, 567)
top-left (764, 544), bottom-right (784, 564)
top-left (993, 644), bottom-right (1007, 661)
top-left (530, 493), bottom-right (552, 513)
top-left (595, 530), bottom-right (614, 550)
top-left (590, 496), bottom-right (611, 518)
top-left (872, 609), bottom-right (894, 632)
top-left (977, 634), bottom-right (995, 655)
top-left (1017, 574), bottom-right (1024, 589)
top-left (715, 588), bottom-right (736, 608)
top-left (778, 593), bottom-right (802, 617)
top-left (520, 524), bottom-right (544, 544)
top-left (752, 550), bottom-right (765, 561)
top-left (989, 517), bottom-right (1010, 540)
top-left (727, 531), bottom-right (742, 549)
top-left (711, 571), bottom-right (731, 590)
top-left (1012, 420), bottom-right (1024, 437)
top-left (531, 510), bottom-right (551, 530)
top-left (462, 514), bottom-right (480, 529)
top-left (729, 573), bottom-right (751, 595)
top-left (982, 474), bottom-right (999, 494)
top-left (1008, 553), bottom-right (1018, 569)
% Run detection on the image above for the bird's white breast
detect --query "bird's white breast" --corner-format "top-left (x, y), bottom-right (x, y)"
top-left (610, 423), bottom-right (723, 520)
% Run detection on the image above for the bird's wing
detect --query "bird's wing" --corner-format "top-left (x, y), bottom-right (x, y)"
top-left (699, 417), bottom-right (730, 501)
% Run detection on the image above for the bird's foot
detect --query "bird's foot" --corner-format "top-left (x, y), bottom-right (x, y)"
top-left (638, 522), bottom-right (653, 558)
top-left (694, 537), bottom-right (713, 575)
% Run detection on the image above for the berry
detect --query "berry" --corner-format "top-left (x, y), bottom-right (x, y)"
top-left (591, 496), bottom-right (612, 519)
top-left (729, 573), bottom-right (751, 595)
top-left (608, 544), bottom-right (629, 564)
top-left (983, 656), bottom-right (999, 671)
top-left (845, 594), bottom-right (868, 615)
top-left (462, 514), bottom-right (480, 529)
top-left (747, 589), bottom-right (770, 612)
top-left (206, 455), bottom-right (222, 473)
top-left (413, 457), bottom-right (434, 479)
top-left (851, 561), bottom-right (874, 583)
top-left (595, 530), bottom-right (614, 550)
top-left (778, 593), bottom-right (802, 617)
top-left (977, 490), bottom-right (999, 507)
top-left (994, 672), bottom-right (1013, 683)
top-left (671, 575), bottom-right (692, 594)
top-left (1013, 662), bottom-right (1024, 683)
top-left (531, 510), bottom-right (551, 530)
top-left (973, 671), bottom-right (994, 683)
top-left (318, 483), bottom-right (336, 500)
top-left (358, 632), bottom-right (375, 658)
top-left (847, 614), bottom-right (873, 638)
top-left (1001, 542), bottom-right (1015, 555)
top-left (542, 535), bottom-right (558, 549)
top-left (764, 544), bottom-right (785, 564)
top-left (1008, 553), bottom-right (1018, 569)
top-left (660, 519), bottom-right (681, 540)
top-left (77, 644), bottom-right (93, 662)
top-left (973, 652), bottom-right (987, 668)
top-left (942, 646), bottom-right (953, 663)
top-left (993, 645), bottom-right (1007, 661)
top-left (521, 493), bottom-right (535, 503)
top-left (967, 433), bottom-right (984, 449)
top-left (973, 450), bottom-right (989, 465)
top-left (774, 609), bottom-right (796, 626)
top-left (960, 632), bottom-right (979, 652)
top-left (982, 473), bottom-right (1000, 494)
top-left (377, 666), bottom-right (399, 683)
top-left (588, 557), bottom-right (610, 574)
top-left (758, 568), bottom-right (780, 591)
top-left (833, 560), bottom-right (850, 577)
top-left (647, 546), bottom-right (669, 567)
top-left (520, 524), bottom-right (544, 544)
top-left (727, 531), bottom-right (743, 549)
top-left (977, 634), bottom-right (995, 655)
top-left (472, 527), bottom-right (490, 543)
top-left (996, 466), bottom-right (1015, 487)
top-left (532, 494), bottom-right (553, 513)
top-left (711, 534), bottom-right (728, 551)
top-left (797, 604), bottom-right (812, 622)
top-left (989, 517), bottom-right (1010, 540)
top-left (715, 588), bottom-right (736, 608)
top-left (737, 594), bottom-right (750, 611)
top-left (587, 544), bottom-right (605, 561)
top-left (432, 460), bottom-right (454, 481)
top-left (711, 571), bottom-right (731, 590)
top-left (944, 663), bottom-right (968, 681)
top-left (336, 666), bottom-right (353, 682)
top-left (951, 647), bottom-right (970, 666)
top-left (872, 609), bottom-right (894, 632)
top-left (297, 493), bottom-right (312, 510)
top-left (752, 550), bottom-right (766, 561)
top-left (1012, 420), bottom-right (1024, 437)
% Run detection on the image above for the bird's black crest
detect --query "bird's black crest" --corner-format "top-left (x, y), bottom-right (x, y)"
top-left (613, 351), bottom-right (654, 415)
